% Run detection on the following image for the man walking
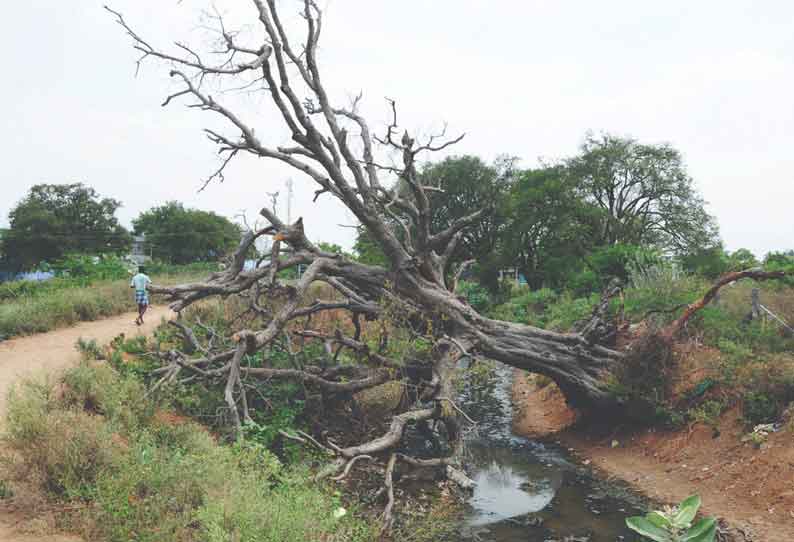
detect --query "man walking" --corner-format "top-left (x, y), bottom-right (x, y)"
top-left (130, 266), bottom-right (152, 325)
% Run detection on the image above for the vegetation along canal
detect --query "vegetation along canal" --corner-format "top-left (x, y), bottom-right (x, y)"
top-left (456, 361), bottom-right (646, 541)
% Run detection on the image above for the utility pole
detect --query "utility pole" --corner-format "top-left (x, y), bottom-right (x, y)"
top-left (284, 178), bottom-right (302, 279)
top-left (266, 191), bottom-right (279, 218)
top-left (285, 178), bottom-right (294, 225)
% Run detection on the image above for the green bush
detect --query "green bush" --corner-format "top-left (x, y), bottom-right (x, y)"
top-left (60, 361), bottom-right (155, 434)
top-left (457, 280), bottom-right (493, 313)
top-left (2, 363), bottom-right (374, 542)
top-left (92, 434), bottom-right (226, 542)
top-left (545, 292), bottom-right (600, 331)
top-left (688, 399), bottom-right (726, 428)
top-left (622, 273), bottom-right (706, 326)
top-left (50, 254), bottom-right (130, 281)
top-left (743, 391), bottom-right (779, 426)
top-left (4, 380), bottom-right (120, 500)
top-left (197, 468), bottom-right (373, 542)
top-left (488, 288), bottom-right (597, 331)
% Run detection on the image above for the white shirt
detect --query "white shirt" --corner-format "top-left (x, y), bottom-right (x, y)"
top-left (130, 273), bottom-right (151, 291)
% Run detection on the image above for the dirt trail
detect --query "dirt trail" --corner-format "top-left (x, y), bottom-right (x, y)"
top-left (0, 306), bottom-right (172, 418)
top-left (0, 306), bottom-right (173, 541)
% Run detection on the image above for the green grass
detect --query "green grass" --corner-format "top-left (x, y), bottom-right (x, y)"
top-left (0, 269), bottom-right (211, 339)
top-left (0, 280), bottom-right (135, 337)
top-left (1, 361), bottom-right (376, 542)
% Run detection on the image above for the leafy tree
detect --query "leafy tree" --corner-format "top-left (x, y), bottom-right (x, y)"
top-left (564, 133), bottom-right (719, 253)
top-left (419, 155), bottom-right (516, 290)
top-left (132, 202), bottom-right (241, 264)
top-left (354, 155), bottom-right (514, 282)
top-left (353, 227), bottom-right (388, 267)
top-left (500, 166), bottom-right (598, 289)
top-left (725, 248), bottom-right (759, 271)
top-left (316, 241), bottom-right (353, 258)
top-left (681, 246), bottom-right (760, 279)
top-left (423, 155), bottom-right (515, 262)
top-left (764, 250), bottom-right (794, 268)
top-left (2, 183), bottom-right (131, 270)
top-left (680, 244), bottom-right (731, 279)
top-left (764, 250), bottom-right (794, 285)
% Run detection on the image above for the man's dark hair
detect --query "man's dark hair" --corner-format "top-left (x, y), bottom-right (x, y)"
top-left (138, 266), bottom-right (146, 274)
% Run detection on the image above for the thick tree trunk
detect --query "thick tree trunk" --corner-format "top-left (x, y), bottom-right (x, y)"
top-left (389, 269), bottom-right (626, 411)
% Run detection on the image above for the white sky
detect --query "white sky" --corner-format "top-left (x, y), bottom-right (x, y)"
top-left (1, 1), bottom-right (792, 257)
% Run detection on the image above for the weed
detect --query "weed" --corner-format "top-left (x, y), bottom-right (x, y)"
top-left (0, 480), bottom-right (14, 499)
top-left (688, 399), bottom-right (726, 428)
top-left (742, 391), bottom-right (780, 426)
top-left (626, 494), bottom-right (716, 542)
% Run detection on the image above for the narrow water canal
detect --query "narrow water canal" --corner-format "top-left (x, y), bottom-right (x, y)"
top-left (456, 362), bottom-right (646, 541)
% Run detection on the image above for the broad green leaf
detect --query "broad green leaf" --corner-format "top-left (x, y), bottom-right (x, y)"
top-left (625, 517), bottom-right (674, 542)
top-left (647, 511), bottom-right (673, 529)
top-left (683, 518), bottom-right (717, 542)
top-left (673, 494), bottom-right (701, 527)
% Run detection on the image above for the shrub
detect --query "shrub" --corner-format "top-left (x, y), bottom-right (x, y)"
top-left (487, 288), bottom-right (597, 331)
top-left (50, 254), bottom-right (129, 281)
top-left (2, 363), bottom-right (374, 542)
top-left (90, 434), bottom-right (226, 542)
top-left (626, 494), bottom-right (716, 542)
top-left (743, 392), bottom-right (779, 426)
top-left (60, 361), bottom-right (155, 434)
top-left (457, 280), bottom-right (493, 313)
top-left (487, 288), bottom-right (558, 325)
top-left (622, 272), bottom-right (707, 326)
top-left (3, 382), bottom-right (120, 500)
top-left (545, 292), bottom-right (600, 331)
top-left (688, 399), bottom-right (726, 429)
top-left (197, 468), bottom-right (374, 542)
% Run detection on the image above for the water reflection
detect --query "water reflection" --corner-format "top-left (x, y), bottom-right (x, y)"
top-left (467, 441), bottom-right (560, 526)
top-left (458, 362), bottom-right (645, 541)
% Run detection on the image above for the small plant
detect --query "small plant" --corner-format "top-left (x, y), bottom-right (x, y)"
top-left (742, 391), bottom-right (780, 426)
top-left (457, 280), bottom-right (493, 313)
top-left (688, 399), bottom-right (726, 429)
top-left (626, 494), bottom-right (716, 542)
top-left (0, 480), bottom-right (14, 499)
top-left (76, 337), bottom-right (103, 360)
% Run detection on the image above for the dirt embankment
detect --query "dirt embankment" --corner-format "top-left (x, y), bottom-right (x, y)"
top-left (513, 371), bottom-right (794, 542)
top-left (0, 306), bottom-right (173, 541)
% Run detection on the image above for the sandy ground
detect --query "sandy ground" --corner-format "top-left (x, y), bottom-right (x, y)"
top-left (512, 370), bottom-right (794, 542)
top-left (0, 306), bottom-right (173, 541)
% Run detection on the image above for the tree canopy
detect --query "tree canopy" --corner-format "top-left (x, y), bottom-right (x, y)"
top-left (564, 133), bottom-right (719, 254)
top-left (2, 183), bottom-right (131, 270)
top-left (132, 202), bottom-right (241, 264)
top-left (501, 166), bottom-right (599, 289)
top-left (356, 140), bottom-right (720, 292)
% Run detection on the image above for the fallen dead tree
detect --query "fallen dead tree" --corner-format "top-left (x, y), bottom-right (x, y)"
top-left (107, 1), bottom-right (792, 529)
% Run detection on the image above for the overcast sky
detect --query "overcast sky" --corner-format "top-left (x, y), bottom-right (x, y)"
top-left (1, 1), bottom-right (792, 256)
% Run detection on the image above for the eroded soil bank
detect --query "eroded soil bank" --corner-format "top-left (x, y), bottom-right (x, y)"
top-left (512, 371), bottom-right (794, 542)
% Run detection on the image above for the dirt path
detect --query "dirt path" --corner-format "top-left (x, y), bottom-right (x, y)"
top-left (512, 370), bottom-right (794, 542)
top-left (0, 307), bottom-right (173, 541)
top-left (0, 306), bottom-right (172, 418)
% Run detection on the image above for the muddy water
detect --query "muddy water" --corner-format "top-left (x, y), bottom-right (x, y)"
top-left (457, 362), bottom-right (646, 541)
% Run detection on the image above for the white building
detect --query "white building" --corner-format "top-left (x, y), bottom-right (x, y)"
top-left (129, 234), bottom-right (151, 265)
